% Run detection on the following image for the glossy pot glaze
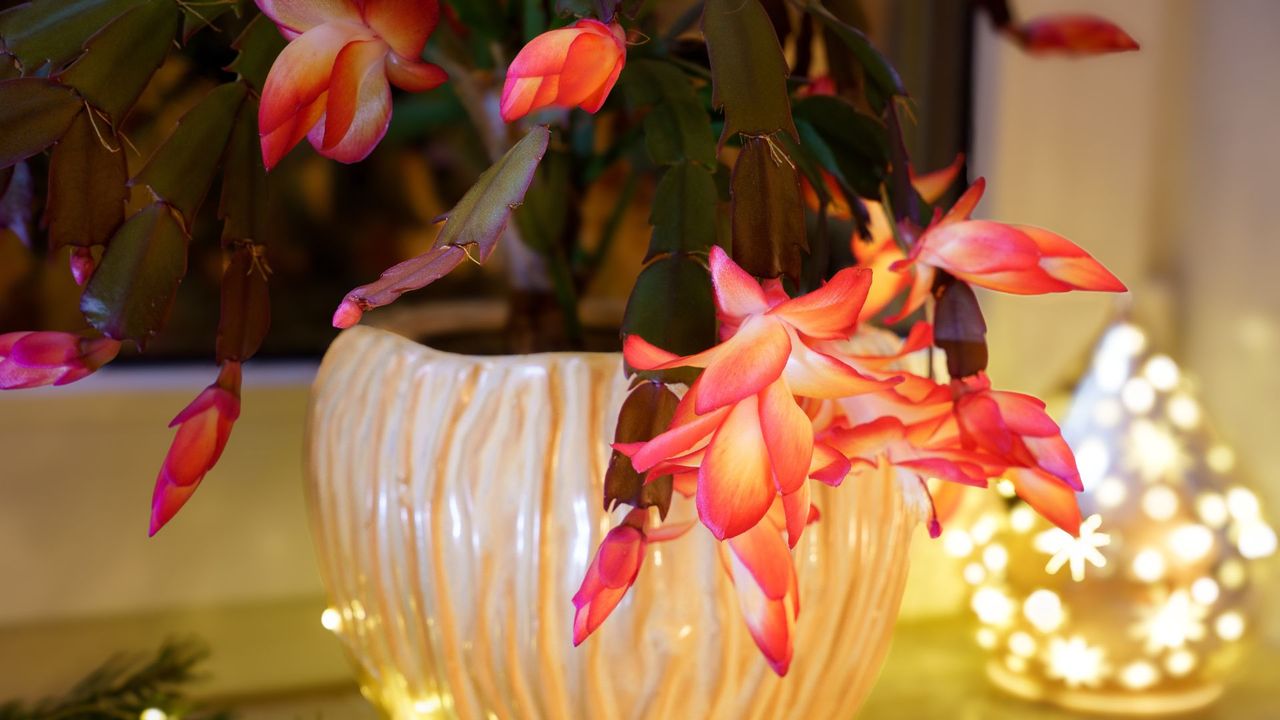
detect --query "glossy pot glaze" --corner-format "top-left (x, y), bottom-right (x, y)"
top-left (306, 322), bottom-right (929, 719)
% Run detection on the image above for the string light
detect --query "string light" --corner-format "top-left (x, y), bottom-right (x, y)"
top-left (140, 710), bottom-right (168, 720)
top-left (321, 607), bottom-right (343, 632)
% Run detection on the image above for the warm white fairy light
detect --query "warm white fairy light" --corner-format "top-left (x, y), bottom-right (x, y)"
top-left (1219, 559), bottom-right (1247, 590)
top-left (1036, 514), bottom-right (1109, 582)
top-left (1226, 487), bottom-right (1261, 520)
top-left (1074, 438), bottom-right (1110, 487)
top-left (964, 562), bottom-right (987, 586)
top-left (1141, 485), bottom-right (1179, 521)
top-left (1010, 505), bottom-right (1036, 533)
top-left (1119, 661), bottom-right (1159, 690)
top-left (1196, 492), bottom-right (1230, 528)
top-left (1143, 355), bottom-right (1180, 391)
top-left (1045, 636), bottom-right (1109, 688)
top-left (1023, 589), bottom-right (1065, 633)
top-left (1127, 420), bottom-right (1187, 482)
top-left (1096, 477), bottom-right (1127, 508)
top-left (1168, 394), bottom-right (1201, 429)
top-left (995, 479), bottom-right (1017, 498)
top-left (1169, 524), bottom-right (1214, 561)
top-left (1006, 654), bottom-right (1028, 673)
top-left (321, 607), bottom-right (343, 632)
top-left (977, 628), bottom-right (998, 649)
top-left (1135, 590), bottom-right (1206, 653)
top-left (983, 544), bottom-right (1009, 572)
top-left (1093, 398), bottom-right (1123, 428)
top-left (1191, 577), bottom-right (1220, 606)
top-left (1132, 549), bottom-right (1166, 582)
top-left (1207, 445), bottom-right (1236, 473)
top-left (413, 696), bottom-right (443, 714)
top-left (971, 515), bottom-right (999, 545)
top-left (1215, 612), bottom-right (1245, 642)
top-left (943, 530), bottom-right (974, 558)
top-left (1121, 378), bottom-right (1156, 414)
top-left (1009, 631), bottom-right (1036, 658)
top-left (972, 586), bottom-right (1016, 626)
top-left (1165, 650), bottom-right (1196, 677)
top-left (140, 710), bottom-right (168, 720)
top-left (1237, 522), bottom-right (1277, 559)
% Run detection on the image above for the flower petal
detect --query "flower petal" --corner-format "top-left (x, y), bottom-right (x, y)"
top-left (1016, 225), bottom-right (1127, 292)
top-left (261, 91), bottom-right (327, 171)
top-left (259, 22), bottom-right (371, 137)
top-left (362, 0), bottom-right (439, 60)
top-left (308, 57), bottom-right (393, 164)
top-left (697, 396), bottom-right (776, 540)
top-left (727, 517), bottom-right (792, 600)
top-left (1009, 467), bottom-right (1083, 535)
top-left (1018, 14), bottom-right (1140, 56)
top-left (385, 54), bottom-right (448, 92)
top-left (725, 546), bottom-right (796, 676)
top-left (256, 0), bottom-right (361, 34)
top-left (769, 266), bottom-right (871, 340)
top-left (910, 154), bottom-right (965, 204)
top-left (709, 246), bottom-right (770, 322)
top-left (781, 483), bottom-right (810, 548)
top-left (693, 316), bottom-right (790, 415)
top-left (783, 336), bottom-right (893, 399)
top-left (320, 39), bottom-right (389, 151)
top-left (758, 379), bottom-right (813, 495)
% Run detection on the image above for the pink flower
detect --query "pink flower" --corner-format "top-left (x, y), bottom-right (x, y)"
top-left (149, 363), bottom-right (242, 536)
top-left (945, 372), bottom-right (1083, 534)
top-left (719, 497), bottom-right (807, 675)
top-left (623, 247), bottom-right (893, 540)
top-left (884, 178), bottom-right (1126, 320)
top-left (256, 0), bottom-right (447, 170)
top-left (572, 509), bottom-right (694, 646)
top-left (0, 331), bottom-right (120, 390)
top-left (1016, 14), bottom-right (1140, 56)
top-left (500, 19), bottom-right (626, 122)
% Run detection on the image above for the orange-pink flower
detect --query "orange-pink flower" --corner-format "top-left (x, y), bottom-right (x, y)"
top-left (500, 19), bottom-right (626, 122)
top-left (149, 363), bottom-right (242, 536)
top-left (1016, 14), bottom-right (1140, 56)
top-left (623, 247), bottom-right (892, 540)
top-left (0, 331), bottom-right (120, 390)
top-left (255, 0), bottom-right (446, 170)
top-left (884, 178), bottom-right (1126, 320)
top-left (572, 508), bottom-right (693, 646)
top-left (945, 371), bottom-right (1082, 533)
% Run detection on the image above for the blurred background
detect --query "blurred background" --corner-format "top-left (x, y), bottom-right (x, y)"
top-left (1, 0), bottom-right (1277, 716)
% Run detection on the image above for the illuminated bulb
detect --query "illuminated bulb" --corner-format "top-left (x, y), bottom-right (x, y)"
top-left (140, 710), bottom-right (168, 720)
top-left (1215, 611), bottom-right (1246, 641)
top-left (1074, 439), bottom-right (1109, 487)
top-left (1096, 477), bottom-right (1127, 508)
top-left (414, 697), bottom-right (443, 714)
top-left (976, 628), bottom-right (998, 649)
top-left (1219, 559), bottom-right (1247, 590)
top-left (1167, 394), bottom-right (1201, 429)
top-left (1143, 355), bottom-right (1180, 391)
top-left (1093, 398), bottom-right (1123, 428)
top-left (1132, 549), bottom-right (1166, 582)
top-left (964, 562), bottom-right (987, 586)
top-left (1122, 378), bottom-right (1156, 414)
top-left (1023, 589), bottom-right (1065, 633)
top-left (1006, 654), bottom-right (1028, 673)
top-left (1141, 486), bottom-right (1179, 521)
top-left (1104, 323), bottom-right (1147, 362)
top-left (1129, 420), bottom-right (1185, 481)
top-left (1196, 493), bottom-right (1230, 528)
top-left (1169, 524), bottom-right (1214, 561)
top-left (321, 607), bottom-right (342, 632)
top-left (1166, 650), bottom-right (1196, 677)
top-left (1191, 577), bottom-right (1220, 606)
top-left (1008, 631), bottom-right (1036, 658)
top-left (1237, 522), bottom-right (1277, 560)
top-left (971, 515), bottom-right (999, 545)
top-left (995, 478), bottom-right (1017, 498)
top-left (1046, 636), bottom-right (1109, 688)
top-left (1226, 487), bottom-right (1261, 520)
top-left (1207, 445), bottom-right (1236, 473)
top-left (1010, 505), bottom-right (1036, 533)
top-left (1138, 591), bottom-right (1206, 652)
top-left (1120, 661), bottom-right (1159, 690)
top-left (972, 587), bottom-right (1016, 626)
top-left (943, 530), bottom-right (974, 558)
top-left (983, 544), bottom-right (1009, 572)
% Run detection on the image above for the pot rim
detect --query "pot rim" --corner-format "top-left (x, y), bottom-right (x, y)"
top-left (351, 297), bottom-right (627, 363)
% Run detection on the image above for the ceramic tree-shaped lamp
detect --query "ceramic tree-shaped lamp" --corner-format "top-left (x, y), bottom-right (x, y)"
top-left (954, 321), bottom-right (1275, 715)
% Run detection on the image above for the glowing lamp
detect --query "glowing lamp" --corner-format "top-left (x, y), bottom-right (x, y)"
top-left (964, 322), bottom-right (1275, 715)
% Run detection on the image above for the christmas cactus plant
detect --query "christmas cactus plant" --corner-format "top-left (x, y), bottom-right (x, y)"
top-left (0, 0), bottom-right (1136, 675)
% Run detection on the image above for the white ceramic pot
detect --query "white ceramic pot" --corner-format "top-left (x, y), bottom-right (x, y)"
top-left (306, 319), bottom-right (928, 719)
